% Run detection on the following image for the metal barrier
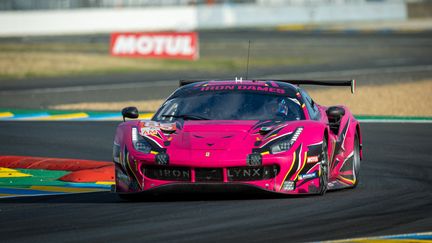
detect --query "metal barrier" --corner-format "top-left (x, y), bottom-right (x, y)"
top-left (0, 0), bottom-right (392, 11)
top-left (0, 0), bottom-right (244, 10)
top-left (0, 0), bottom-right (406, 36)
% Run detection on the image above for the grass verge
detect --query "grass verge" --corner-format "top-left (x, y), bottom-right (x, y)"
top-left (0, 43), bottom-right (318, 79)
top-left (50, 79), bottom-right (432, 117)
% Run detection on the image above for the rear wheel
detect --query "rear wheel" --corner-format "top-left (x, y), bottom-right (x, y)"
top-left (352, 133), bottom-right (361, 188)
top-left (319, 139), bottom-right (330, 195)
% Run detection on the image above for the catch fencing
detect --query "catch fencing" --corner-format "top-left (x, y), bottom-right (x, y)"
top-left (0, 0), bottom-right (407, 36)
top-left (0, 0), bottom-right (396, 10)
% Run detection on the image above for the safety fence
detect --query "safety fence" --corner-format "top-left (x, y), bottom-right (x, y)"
top-left (0, 0), bottom-right (407, 36)
top-left (0, 0), bottom-right (395, 11)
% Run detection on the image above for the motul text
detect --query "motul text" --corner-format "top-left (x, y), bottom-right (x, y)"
top-left (110, 32), bottom-right (199, 60)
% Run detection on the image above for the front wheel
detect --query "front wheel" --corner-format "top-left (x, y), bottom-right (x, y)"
top-left (319, 139), bottom-right (330, 195)
top-left (352, 133), bottom-right (361, 188)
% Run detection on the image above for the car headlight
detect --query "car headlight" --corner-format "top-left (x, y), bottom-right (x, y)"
top-left (132, 127), bottom-right (152, 153)
top-left (270, 127), bottom-right (303, 154)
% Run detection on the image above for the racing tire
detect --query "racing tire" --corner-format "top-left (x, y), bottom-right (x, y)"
top-left (352, 133), bottom-right (361, 188)
top-left (319, 138), bottom-right (330, 195)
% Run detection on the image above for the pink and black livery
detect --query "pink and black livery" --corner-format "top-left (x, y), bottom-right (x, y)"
top-left (113, 79), bottom-right (362, 198)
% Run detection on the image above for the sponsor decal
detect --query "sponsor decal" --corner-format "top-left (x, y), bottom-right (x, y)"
top-left (141, 127), bottom-right (159, 136)
top-left (307, 155), bottom-right (319, 163)
top-left (228, 167), bottom-right (263, 178)
top-left (200, 85), bottom-right (285, 94)
top-left (145, 167), bottom-right (191, 181)
top-left (142, 121), bottom-right (159, 127)
top-left (139, 121), bottom-right (176, 136)
top-left (227, 165), bottom-right (279, 181)
top-left (110, 32), bottom-right (199, 60)
top-left (298, 172), bottom-right (318, 180)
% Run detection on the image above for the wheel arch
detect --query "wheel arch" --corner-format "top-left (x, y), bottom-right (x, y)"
top-left (324, 127), bottom-right (329, 144)
top-left (355, 123), bottom-right (363, 160)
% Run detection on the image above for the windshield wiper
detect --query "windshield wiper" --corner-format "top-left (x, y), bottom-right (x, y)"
top-left (162, 114), bottom-right (210, 120)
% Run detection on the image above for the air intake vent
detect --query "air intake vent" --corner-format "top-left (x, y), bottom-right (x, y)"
top-left (195, 168), bottom-right (223, 182)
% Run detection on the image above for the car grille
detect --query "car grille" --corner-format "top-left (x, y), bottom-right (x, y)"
top-left (143, 165), bottom-right (279, 182)
top-left (195, 168), bottom-right (223, 182)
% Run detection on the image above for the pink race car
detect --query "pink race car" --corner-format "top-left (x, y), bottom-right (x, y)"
top-left (113, 79), bottom-right (362, 198)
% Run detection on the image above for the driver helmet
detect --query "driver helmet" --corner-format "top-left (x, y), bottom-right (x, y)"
top-left (277, 98), bottom-right (289, 116)
top-left (268, 98), bottom-right (289, 116)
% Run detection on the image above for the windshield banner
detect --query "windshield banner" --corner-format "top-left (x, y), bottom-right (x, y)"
top-left (110, 32), bottom-right (199, 60)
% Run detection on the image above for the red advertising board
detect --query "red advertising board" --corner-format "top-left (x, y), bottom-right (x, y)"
top-left (110, 32), bottom-right (199, 60)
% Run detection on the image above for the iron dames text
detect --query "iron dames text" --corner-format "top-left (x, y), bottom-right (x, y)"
top-left (200, 85), bottom-right (285, 94)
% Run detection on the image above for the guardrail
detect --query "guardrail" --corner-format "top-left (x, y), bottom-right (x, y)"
top-left (0, 1), bottom-right (407, 36)
top-left (0, 0), bottom-right (399, 11)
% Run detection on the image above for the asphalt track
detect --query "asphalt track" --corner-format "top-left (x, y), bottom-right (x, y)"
top-left (1, 31), bottom-right (432, 109)
top-left (0, 121), bottom-right (431, 243)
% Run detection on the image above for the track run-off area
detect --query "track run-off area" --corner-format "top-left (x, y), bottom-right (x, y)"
top-left (0, 30), bottom-right (431, 242)
top-left (0, 121), bottom-right (431, 242)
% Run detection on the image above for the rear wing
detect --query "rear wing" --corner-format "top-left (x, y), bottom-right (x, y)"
top-left (179, 79), bottom-right (356, 94)
top-left (272, 79), bottom-right (356, 94)
top-left (179, 79), bottom-right (205, 87)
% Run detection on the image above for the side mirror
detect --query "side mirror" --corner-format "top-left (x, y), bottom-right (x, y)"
top-left (326, 106), bottom-right (345, 119)
top-left (121, 106), bottom-right (139, 121)
top-left (326, 106), bottom-right (345, 134)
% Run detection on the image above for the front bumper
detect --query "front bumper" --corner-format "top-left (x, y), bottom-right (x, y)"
top-left (114, 162), bottom-right (321, 195)
top-left (115, 182), bottom-right (282, 197)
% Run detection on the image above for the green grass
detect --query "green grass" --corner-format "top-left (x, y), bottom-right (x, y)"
top-left (0, 42), bottom-right (322, 79)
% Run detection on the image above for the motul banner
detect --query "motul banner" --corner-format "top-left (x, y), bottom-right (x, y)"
top-left (110, 32), bottom-right (199, 60)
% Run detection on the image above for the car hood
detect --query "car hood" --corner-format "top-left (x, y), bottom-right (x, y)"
top-left (173, 120), bottom-right (257, 150)
top-left (130, 119), bottom-right (318, 166)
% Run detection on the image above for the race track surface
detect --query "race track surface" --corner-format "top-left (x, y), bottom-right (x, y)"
top-left (0, 121), bottom-right (431, 242)
top-left (1, 31), bottom-right (432, 109)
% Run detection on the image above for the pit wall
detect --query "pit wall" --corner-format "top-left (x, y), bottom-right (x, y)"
top-left (408, 2), bottom-right (432, 18)
top-left (0, 7), bottom-right (198, 36)
top-left (197, 2), bottom-right (407, 29)
top-left (0, 1), bottom-right (407, 36)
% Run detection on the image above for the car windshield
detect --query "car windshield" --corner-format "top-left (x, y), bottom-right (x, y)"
top-left (154, 91), bottom-right (305, 121)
